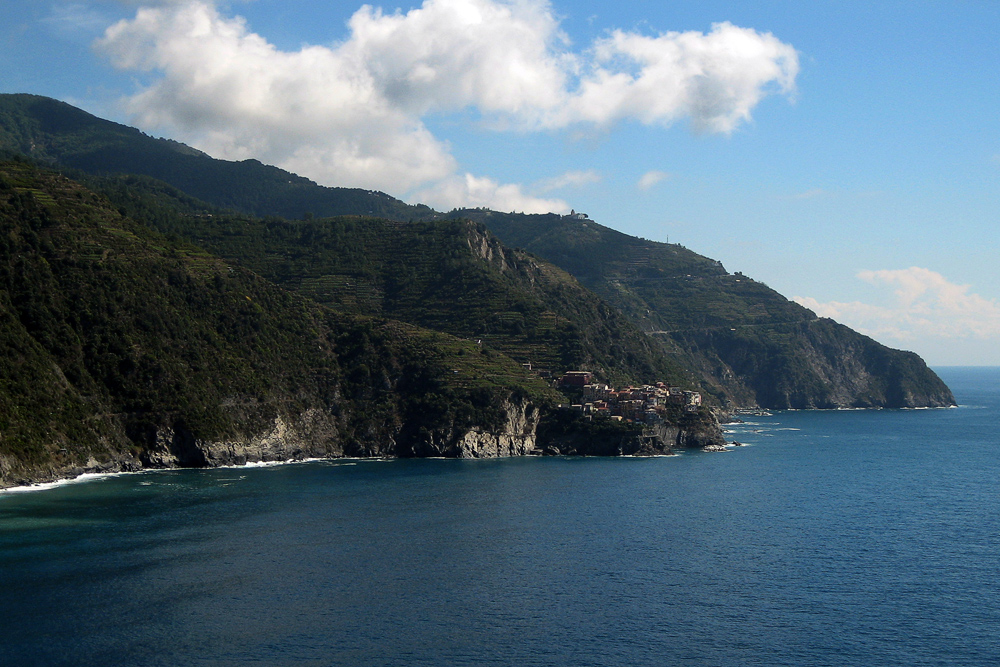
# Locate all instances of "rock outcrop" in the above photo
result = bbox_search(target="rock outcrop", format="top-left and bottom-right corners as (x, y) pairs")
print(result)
(535, 407), (726, 456)
(0, 395), (549, 488)
(138, 409), (345, 469)
(450, 398), (540, 458)
(0, 397), (732, 489)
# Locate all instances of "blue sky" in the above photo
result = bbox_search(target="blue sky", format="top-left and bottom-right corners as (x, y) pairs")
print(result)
(3, 0), (999, 365)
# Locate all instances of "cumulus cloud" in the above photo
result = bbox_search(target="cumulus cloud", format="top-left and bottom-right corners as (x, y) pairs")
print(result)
(95, 0), (798, 209)
(557, 22), (798, 132)
(638, 170), (671, 190)
(794, 267), (1000, 342)
(96, 1), (457, 191)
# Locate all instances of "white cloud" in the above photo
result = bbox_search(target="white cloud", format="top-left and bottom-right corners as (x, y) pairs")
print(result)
(556, 22), (798, 133)
(637, 170), (671, 190)
(95, 0), (798, 209)
(794, 267), (1000, 343)
(414, 173), (569, 214)
(535, 169), (602, 193)
(96, 1), (458, 191)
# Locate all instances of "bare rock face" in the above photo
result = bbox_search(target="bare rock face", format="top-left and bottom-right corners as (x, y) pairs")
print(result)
(658, 421), (727, 450)
(201, 409), (345, 466)
(140, 409), (345, 469)
(395, 397), (541, 458)
(137, 396), (541, 471)
(451, 400), (540, 458)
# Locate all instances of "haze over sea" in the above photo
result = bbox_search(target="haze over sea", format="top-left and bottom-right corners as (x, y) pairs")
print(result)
(2, 367), (997, 666)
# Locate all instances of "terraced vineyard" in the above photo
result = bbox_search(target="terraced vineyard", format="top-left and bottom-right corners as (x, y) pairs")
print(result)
(143, 213), (693, 388)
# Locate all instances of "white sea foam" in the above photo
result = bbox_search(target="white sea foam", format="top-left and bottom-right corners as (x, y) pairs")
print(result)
(225, 457), (327, 469)
(0, 471), (134, 496)
(0, 457), (361, 497)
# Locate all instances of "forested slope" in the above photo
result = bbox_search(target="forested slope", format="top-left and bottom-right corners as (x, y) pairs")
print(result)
(0, 93), (956, 409)
(453, 209), (956, 409)
(133, 208), (694, 389)
(0, 94), (432, 221)
(0, 161), (556, 486)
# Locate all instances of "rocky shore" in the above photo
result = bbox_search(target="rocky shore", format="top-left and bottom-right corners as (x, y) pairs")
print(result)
(0, 400), (730, 490)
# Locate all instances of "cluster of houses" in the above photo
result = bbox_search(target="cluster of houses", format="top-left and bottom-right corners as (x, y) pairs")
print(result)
(557, 371), (702, 424)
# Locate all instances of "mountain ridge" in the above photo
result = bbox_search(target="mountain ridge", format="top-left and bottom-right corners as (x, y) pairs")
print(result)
(0, 160), (578, 487)
(447, 209), (956, 409)
(0, 93), (955, 411)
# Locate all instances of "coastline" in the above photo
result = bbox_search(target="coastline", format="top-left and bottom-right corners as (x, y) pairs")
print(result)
(0, 457), (346, 496)
(1, 448), (708, 496)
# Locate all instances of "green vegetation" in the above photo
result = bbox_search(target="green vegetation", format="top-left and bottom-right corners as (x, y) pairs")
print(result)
(451, 209), (955, 409)
(0, 94), (433, 221)
(119, 208), (692, 389)
(0, 93), (955, 411)
(0, 161), (555, 484)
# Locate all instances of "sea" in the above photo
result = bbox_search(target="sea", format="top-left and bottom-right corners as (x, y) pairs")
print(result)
(1, 367), (998, 667)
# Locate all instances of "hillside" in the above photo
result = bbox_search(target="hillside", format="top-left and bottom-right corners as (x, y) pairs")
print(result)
(0, 93), (432, 221)
(449, 209), (956, 409)
(0, 93), (956, 409)
(0, 161), (561, 487)
(124, 205), (694, 389)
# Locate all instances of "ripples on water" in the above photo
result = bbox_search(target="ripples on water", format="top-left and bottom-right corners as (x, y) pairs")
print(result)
(1, 368), (998, 666)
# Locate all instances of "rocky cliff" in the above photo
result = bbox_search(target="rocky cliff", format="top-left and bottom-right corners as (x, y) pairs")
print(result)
(456, 209), (956, 409)
(535, 407), (726, 457)
(668, 318), (956, 409)
(0, 162), (558, 489)
(0, 394), (546, 488)
(397, 396), (541, 458)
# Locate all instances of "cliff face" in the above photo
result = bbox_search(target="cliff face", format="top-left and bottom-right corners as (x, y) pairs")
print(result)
(134, 397), (541, 467)
(535, 407), (726, 456)
(395, 396), (540, 458)
(458, 209), (956, 409)
(139, 409), (344, 468)
(669, 319), (956, 409)
(0, 162), (559, 489)
(1, 392), (732, 489)
(1, 396), (545, 488)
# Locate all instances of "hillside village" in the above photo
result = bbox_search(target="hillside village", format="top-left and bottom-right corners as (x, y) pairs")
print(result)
(557, 370), (702, 424)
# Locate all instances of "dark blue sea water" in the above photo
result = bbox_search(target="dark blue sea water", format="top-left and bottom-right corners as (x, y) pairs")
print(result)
(2, 367), (998, 667)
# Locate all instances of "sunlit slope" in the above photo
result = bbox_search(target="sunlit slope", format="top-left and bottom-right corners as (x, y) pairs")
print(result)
(454, 209), (956, 409)
(0, 93), (955, 409)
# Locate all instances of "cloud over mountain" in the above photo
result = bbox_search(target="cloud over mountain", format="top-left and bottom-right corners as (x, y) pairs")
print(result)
(96, 0), (798, 211)
(795, 267), (1000, 343)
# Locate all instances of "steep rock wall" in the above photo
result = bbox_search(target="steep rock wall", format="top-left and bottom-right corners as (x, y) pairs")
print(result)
(393, 396), (540, 458)
(669, 319), (956, 409)
(0, 397), (545, 488)
(535, 408), (726, 456)
(140, 408), (345, 468)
